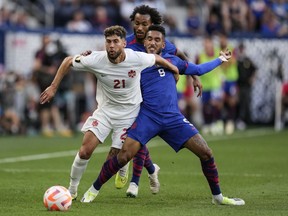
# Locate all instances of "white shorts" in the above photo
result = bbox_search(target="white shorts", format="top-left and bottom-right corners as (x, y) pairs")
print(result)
(81, 107), (139, 149)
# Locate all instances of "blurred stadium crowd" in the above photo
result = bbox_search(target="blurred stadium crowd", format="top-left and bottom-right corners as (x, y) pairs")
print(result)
(0, 0), (288, 136)
(1, 0), (288, 37)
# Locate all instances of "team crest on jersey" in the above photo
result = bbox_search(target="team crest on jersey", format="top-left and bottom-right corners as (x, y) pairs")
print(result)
(92, 120), (98, 127)
(128, 70), (136, 78)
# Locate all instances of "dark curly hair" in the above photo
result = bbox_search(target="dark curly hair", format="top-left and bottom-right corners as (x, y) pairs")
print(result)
(129, 5), (163, 25)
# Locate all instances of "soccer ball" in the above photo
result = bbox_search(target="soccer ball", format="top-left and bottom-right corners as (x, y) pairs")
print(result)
(43, 185), (72, 211)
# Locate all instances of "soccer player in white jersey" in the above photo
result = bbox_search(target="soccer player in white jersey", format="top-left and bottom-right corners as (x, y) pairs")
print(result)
(39, 25), (179, 200)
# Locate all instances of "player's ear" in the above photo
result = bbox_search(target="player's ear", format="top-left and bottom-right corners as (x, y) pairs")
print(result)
(162, 41), (166, 49)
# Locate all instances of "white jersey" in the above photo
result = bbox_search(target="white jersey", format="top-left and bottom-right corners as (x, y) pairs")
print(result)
(72, 48), (156, 119)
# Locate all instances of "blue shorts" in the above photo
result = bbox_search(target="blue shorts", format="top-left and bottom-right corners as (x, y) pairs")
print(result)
(202, 88), (223, 103)
(127, 109), (199, 152)
(223, 81), (237, 96)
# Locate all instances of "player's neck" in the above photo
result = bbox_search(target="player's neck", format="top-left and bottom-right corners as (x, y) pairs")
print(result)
(135, 37), (144, 44)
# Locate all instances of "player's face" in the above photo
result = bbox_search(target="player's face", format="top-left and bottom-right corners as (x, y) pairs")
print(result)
(105, 35), (126, 60)
(144, 30), (165, 55)
(133, 13), (152, 42)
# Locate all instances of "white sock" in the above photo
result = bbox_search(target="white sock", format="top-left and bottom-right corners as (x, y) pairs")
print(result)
(213, 193), (224, 202)
(119, 161), (130, 177)
(69, 153), (89, 192)
(89, 185), (99, 193)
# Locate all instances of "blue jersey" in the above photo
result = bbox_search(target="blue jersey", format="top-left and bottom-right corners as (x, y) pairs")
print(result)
(127, 53), (199, 152)
(140, 53), (188, 116)
(126, 34), (177, 55)
(125, 35), (221, 151)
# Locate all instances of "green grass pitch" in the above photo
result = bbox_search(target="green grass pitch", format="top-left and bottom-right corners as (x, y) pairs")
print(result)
(0, 127), (287, 216)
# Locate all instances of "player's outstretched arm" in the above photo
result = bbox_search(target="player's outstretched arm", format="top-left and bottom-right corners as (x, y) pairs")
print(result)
(39, 56), (73, 104)
(184, 49), (231, 77)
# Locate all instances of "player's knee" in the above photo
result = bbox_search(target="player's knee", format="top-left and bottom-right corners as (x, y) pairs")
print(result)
(78, 148), (93, 160)
(117, 151), (132, 166)
(200, 148), (213, 161)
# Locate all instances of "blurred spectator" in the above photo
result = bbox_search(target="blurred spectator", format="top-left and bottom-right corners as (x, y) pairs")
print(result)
(185, 5), (202, 36)
(247, 0), (269, 32)
(271, 0), (288, 24)
(104, 0), (122, 27)
(0, 4), (39, 29)
(66, 9), (92, 32)
(195, 36), (224, 135)
(218, 33), (239, 134)
(235, 42), (257, 130)
(163, 14), (181, 36)
(205, 12), (223, 36)
(9, 9), (39, 29)
(136, 0), (166, 14)
(0, 71), (22, 135)
(90, 6), (111, 32)
(260, 8), (288, 37)
(0, 6), (12, 27)
(32, 34), (73, 137)
(221, 0), (249, 34)
(54, 0), (81, 27)
(120, 0), (137, 31)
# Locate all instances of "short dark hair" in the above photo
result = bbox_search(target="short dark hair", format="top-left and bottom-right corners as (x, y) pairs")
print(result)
(104, 25), (127, 39)
(147, 25), (166, 37)
(129, 5), (163, 25)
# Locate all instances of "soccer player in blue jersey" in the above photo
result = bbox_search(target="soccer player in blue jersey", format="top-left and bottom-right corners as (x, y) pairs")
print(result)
(81, 25), (245, 206)
(116, 4), (203, 196)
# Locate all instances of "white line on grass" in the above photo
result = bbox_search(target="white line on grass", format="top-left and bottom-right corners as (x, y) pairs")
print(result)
(0, 128), (277, 164)
(1, 168), (284, 179)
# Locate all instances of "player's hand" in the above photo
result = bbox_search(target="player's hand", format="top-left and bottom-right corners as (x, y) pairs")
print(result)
(174, 73), (179, 82)
(219, 49), (231, 62)
(81, 50), (92, 56)
(192, 76), (203, 97)
(39, 85), (57, 104)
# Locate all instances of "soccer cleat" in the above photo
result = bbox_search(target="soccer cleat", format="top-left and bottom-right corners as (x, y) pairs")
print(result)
(115, 164), (129, 189)
(126, 182), (139, 198)
(80, 186), (99, 203)
(212, 196), (245, 206)
(68, 186), (78, 201)
(148, 163), (160, 194)
(70, 192), (78, 201)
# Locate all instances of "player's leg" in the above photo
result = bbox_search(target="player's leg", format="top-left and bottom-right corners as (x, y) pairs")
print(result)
(127, 145), (159, 197)
(69, 115), (111, 200)
(144, 147), (160, 194)
(68, 131), (101, 200)
(126, 146), (146, 197)
(126, 112), (161, 197)
(183, 134), (245, 205)
(112, 122), (134, 189)
(81, 137), (141, 202)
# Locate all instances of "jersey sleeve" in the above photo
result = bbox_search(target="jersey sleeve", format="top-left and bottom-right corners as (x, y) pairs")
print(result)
(137, 52), (156, 67)
(184, 58), (222, 76)
(72, 51), (98, 71)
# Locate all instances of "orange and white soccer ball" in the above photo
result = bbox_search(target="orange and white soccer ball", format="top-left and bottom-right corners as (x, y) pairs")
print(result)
(43, 185), (72, 211)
